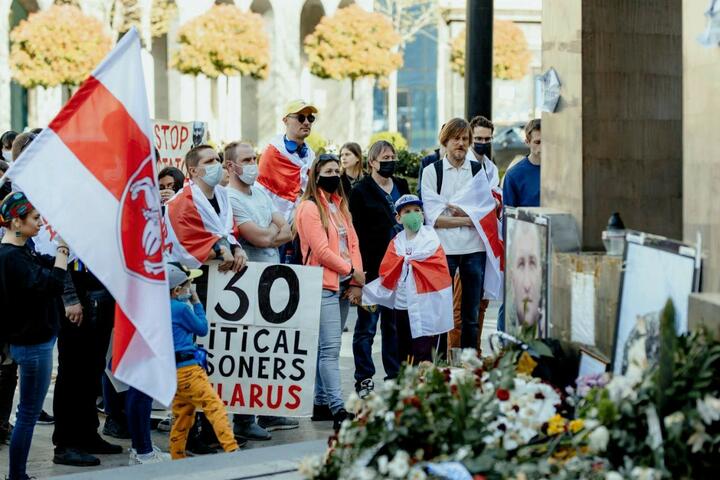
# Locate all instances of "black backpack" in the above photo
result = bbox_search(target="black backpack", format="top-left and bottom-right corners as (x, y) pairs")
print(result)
(433, 159), (482, 193)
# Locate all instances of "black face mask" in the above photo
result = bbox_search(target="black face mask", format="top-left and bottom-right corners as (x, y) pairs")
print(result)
(317, 175), (340, 194)
(377, 161), (397, 178)
(473, 142), (492, 159)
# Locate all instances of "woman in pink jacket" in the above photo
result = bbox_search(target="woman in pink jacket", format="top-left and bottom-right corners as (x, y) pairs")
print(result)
(294, 154), (364, 431)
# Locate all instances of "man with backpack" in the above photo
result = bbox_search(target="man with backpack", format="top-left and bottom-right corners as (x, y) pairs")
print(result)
(419, 118), (500, 352)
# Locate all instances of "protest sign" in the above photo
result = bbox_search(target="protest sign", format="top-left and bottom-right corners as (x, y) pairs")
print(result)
(152, 119), (208, 171)
(198, 262), (322, 416)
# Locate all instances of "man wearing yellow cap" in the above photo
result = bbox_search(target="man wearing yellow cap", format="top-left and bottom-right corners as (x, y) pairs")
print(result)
(256, 100), (319, 223)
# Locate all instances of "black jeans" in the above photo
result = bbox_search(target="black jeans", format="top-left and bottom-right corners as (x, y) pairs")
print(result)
(352, 306), (400, 385)
(446, 252), (487, 349)
(0, 361), (18, 431)
(53, 289), (115, 448)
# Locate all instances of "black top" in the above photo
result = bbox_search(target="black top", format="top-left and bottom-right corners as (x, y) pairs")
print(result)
(349, 174), (410, 282)
(0, 243), (65, 345)
(208, 195), (221, 215)
(340, 173), (361, 199)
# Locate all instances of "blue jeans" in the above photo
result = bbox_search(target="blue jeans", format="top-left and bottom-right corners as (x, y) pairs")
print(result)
(447, 252), (487, 349)
(126, 387), (153, 455)
(102, 371), (127, 426)
(314, 289), (348, 414)
(352, 306), (399, 384)
(9, 338), (55, 480)
(497, 303), (506, 332)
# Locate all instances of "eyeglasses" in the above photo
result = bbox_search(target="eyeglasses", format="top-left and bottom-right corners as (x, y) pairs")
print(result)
(287, 113), (316, 124)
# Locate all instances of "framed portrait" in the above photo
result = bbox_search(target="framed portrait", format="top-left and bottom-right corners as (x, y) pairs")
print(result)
(504, 209), (550, 338)
(611, 232), (701, 376)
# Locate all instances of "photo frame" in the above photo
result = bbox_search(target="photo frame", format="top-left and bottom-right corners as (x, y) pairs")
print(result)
(611, 232), (701, 376)
(503, 208), (550, 338)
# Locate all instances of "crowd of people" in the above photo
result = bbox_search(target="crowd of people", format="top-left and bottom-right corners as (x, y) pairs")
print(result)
(0, 99), (541, 480)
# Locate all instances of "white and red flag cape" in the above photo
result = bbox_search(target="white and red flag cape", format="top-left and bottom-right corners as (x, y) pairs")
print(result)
(256, 134), (315, 222)
(3, 29), (175, 405)
(163, 182), (238, 268)
(422, 159), (505, 300)
(362, 226), (453, 338)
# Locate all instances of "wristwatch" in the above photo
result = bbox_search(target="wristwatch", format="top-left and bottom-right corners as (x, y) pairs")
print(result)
(212, 242), (223, 259)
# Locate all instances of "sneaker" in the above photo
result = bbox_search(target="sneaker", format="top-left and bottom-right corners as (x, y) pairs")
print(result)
(257, 416), (299, 432)
(80, 435), (123, 454)
(233, 421), (271, 441)
(311, 404), (333, 422)
(332, 409), (354, 431)
(356, 378), (375, 399)
(157, 415), (173, 432)
(53, 447), (101, 467)
(36, 410), (55, 425)
(186, 435), (218, 455)
(102, 417), (131, 439)
(129, 446), (171, 465)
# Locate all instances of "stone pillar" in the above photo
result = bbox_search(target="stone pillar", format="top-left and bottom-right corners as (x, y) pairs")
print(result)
(0, 0), (12, 132)
(683, 0), (720, 292)
(541, 0), (683, 250)
(168, 0), (214, 122)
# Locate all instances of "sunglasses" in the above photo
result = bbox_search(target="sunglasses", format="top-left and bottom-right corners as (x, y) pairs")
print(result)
(288, 113), (316, 124)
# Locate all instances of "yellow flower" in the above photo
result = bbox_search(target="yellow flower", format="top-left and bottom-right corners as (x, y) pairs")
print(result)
(547, 414), (567, 436)
(550, 446), (577, 463)
(516, 351), (538, 375)
(568, 419), (585, 433)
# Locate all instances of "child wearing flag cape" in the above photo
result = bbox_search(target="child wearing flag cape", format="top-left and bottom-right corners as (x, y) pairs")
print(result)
(362, 195), (454, 363)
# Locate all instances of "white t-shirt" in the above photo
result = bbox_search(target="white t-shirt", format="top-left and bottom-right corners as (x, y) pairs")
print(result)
(420, 156), (485, 255)
(227, 186), (281, 263)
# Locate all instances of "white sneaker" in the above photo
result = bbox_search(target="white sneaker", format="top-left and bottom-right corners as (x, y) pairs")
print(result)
(157, 414), (173, 432)
(129, 446), (171, 465)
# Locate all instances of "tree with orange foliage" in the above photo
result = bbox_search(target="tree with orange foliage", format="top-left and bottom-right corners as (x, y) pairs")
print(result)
(9, 5), (112, 88)
(171, 4), (269, 80)
(451, 20), (531, 80)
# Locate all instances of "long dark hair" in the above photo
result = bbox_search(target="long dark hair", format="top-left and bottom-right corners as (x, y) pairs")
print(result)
(300, 154), (350, 231)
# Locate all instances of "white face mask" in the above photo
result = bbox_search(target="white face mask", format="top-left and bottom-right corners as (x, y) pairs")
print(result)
(2, 150), (12, 162)
(201, 162), (223, 187)
(238, 164), (258, 185)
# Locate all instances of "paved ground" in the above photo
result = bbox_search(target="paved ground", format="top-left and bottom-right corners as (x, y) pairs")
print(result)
(0, 303), (498, 479)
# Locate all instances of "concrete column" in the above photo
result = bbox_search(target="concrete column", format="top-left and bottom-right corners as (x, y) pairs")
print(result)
(541, 0), (683, 250)
(27, 0), (62, 127)
(168, 0), (214, 122)
(0, 0), (12, 132)
(683, 0), (720, 291)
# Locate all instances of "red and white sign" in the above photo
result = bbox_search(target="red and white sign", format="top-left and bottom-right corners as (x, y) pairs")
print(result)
(198, 263), (322, 416)
(153, 119), (208, 171)
(5, 29), (176, 406)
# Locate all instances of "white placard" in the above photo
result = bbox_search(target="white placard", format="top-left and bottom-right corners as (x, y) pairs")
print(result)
(571, 272), (595, 346)
(197, 263), (322, 416)
(152, 119), (208, 171)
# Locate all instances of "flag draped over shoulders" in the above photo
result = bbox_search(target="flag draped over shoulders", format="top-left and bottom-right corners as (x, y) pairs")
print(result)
(363, 226), (453, 339)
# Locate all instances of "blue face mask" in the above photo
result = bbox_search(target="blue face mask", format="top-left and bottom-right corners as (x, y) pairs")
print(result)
(176, 289), (191, 302)
(201, 162), (223, 187)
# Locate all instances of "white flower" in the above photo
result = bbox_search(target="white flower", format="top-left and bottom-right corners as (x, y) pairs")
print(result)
(630, 466), (660, 480)
(588, 426), (610, 452)
(605, 472), (623, 480)
(346, 392), (362, 413)
(460, 348), (483, 368)
(408, 467), (427, 480)
(383, 378), (397, 391)
(377, 455), (389, 475)
(697, 394), (720, 425)
(663, 411), (685, 429)
(455, 446), (471, 460)
(297, 455), (323, 477)
(450, 368), (474, 386)
(365, 392), (387, 416)
(688, 423), (711, 453)
(606, 375), (638, 403)
(387, 450), (411, 478)
(354, 467), (377, 480)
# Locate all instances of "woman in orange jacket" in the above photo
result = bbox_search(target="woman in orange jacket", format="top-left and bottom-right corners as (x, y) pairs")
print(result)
(295, 154), (364, 430)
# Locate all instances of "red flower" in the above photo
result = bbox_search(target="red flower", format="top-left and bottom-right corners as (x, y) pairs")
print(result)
(451, 384), (459, 396)
(443, 368), (452, 382)
(473, 475), (487, 480)
(496, 388), (510, 401)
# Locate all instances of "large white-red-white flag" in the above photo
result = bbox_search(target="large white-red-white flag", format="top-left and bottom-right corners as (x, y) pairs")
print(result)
(4, 29), (176, 405)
